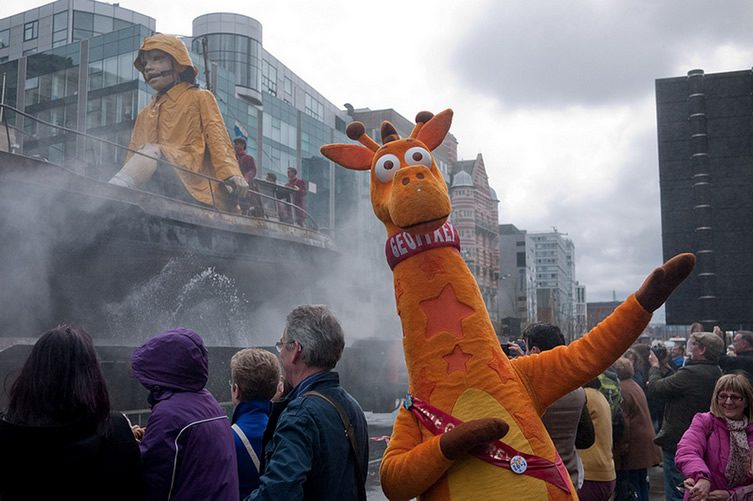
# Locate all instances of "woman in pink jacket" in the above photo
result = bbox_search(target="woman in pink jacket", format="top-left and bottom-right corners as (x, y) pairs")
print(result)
(676, 373), (753, 500)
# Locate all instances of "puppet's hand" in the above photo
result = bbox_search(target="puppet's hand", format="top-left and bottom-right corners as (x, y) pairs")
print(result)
(439, 418), (509, 460)
(224, 175), (249, 198)
(634, 253), (695, 313)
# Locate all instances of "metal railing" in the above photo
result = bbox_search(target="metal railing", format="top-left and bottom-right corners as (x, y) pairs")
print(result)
(0, 103), (318, 230)
(122, 401), (234, 427)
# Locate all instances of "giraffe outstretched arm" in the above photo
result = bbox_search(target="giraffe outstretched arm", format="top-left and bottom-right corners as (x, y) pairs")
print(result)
(511, 253), (695, 410)
(513, 294), (651, 412)
(381, 408), (454, 500)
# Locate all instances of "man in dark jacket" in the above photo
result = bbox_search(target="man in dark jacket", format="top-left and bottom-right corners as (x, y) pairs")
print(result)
(522, 323), (594, 489)
(131, 328), (239, 501)
(249, 305), (368, 501)
(647, 331), (723, 501)
(733, 330), (753, 357)
(720, 330), (753, 383)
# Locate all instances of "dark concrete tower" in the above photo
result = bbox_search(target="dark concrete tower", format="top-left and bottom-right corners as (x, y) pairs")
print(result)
(687, 69), (718, 328)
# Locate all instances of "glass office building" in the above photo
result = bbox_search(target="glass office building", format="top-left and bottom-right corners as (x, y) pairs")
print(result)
(0, 2), (365, 239)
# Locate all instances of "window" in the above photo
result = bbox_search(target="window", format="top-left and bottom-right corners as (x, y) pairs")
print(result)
(24, 21), (39, 41)
(304, 92), (324, 121)
(52, 11), (68, 47)
(0, 29), (8, 48)
(261, 59), (277, 96)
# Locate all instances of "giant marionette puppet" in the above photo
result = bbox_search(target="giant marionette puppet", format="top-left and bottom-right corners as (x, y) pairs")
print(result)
(109, 34), (248, 212)
(320, 109), (695, 500)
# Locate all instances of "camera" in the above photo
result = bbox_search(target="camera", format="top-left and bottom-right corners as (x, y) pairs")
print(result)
(501, 343), (512, 357)
(651, 343), (668, 361)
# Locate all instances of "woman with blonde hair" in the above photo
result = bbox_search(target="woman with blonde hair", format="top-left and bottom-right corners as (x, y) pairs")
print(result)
(676, 373), (753, 500)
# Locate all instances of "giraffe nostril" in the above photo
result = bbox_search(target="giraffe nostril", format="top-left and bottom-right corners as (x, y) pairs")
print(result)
(416, 173), (425, 180)
(402, 177), (410, 186)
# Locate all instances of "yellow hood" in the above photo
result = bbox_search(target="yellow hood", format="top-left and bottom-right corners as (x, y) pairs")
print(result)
(134, 33), (198, 77)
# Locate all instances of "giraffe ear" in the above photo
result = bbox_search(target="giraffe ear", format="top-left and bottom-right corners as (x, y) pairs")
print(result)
(416, 109), (453, 151)
(320, 144), (373, 170)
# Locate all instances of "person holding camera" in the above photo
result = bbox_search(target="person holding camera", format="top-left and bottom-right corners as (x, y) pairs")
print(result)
(648, 342), (679, 432)
(647, 332), (724, 501)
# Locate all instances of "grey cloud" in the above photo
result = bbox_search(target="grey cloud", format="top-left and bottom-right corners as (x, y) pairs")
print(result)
(505, 127), (663, 301)
(452, 0), (753, 108)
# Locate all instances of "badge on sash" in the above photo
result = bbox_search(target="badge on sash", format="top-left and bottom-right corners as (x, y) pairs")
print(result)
(510, 455), (528, 474)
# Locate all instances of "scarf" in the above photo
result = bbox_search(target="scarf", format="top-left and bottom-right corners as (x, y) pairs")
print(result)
(725, 416), (751, 487)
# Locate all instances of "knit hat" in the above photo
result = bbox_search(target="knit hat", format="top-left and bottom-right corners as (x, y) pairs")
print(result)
(133, 33), (198, 78)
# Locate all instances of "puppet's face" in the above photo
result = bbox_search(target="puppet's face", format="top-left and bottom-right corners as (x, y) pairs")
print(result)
(140, 49), (179, 93)
(370, 138), (451, 236)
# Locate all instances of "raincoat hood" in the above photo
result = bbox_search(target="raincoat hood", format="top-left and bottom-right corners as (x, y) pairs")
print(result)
(131, 327), (208, 392)
(133, 33), (199, 78)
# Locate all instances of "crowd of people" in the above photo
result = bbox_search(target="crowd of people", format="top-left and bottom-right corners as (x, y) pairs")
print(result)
(506, 324), (753, 501)
(0, 305), (367, 501)
(3, 308), (753, 500)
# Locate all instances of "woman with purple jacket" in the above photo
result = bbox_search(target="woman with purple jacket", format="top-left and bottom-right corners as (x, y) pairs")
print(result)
(676, 373), (753, 501)
(131, 327), (239, 500)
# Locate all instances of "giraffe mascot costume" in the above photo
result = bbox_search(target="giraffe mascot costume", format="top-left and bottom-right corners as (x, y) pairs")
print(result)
(321, 109), (694, 500)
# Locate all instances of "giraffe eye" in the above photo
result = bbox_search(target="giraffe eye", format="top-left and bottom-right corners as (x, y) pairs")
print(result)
(375, 154), (401, 183)
(404, 147), (432, 168)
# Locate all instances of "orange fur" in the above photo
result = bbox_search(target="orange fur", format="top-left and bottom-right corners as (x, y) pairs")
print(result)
(321, 110), (655, 500)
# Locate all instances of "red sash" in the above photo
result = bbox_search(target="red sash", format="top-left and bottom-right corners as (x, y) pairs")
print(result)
(404, 394), (572, 493)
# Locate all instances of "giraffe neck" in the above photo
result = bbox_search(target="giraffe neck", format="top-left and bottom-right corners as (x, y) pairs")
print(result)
(390, 239), (501, 402)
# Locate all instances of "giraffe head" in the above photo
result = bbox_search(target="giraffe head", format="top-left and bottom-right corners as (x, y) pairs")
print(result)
(321, 109), (453, 236)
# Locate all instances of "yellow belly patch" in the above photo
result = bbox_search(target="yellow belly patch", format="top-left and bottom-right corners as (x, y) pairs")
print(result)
(447, 388), (548, 500)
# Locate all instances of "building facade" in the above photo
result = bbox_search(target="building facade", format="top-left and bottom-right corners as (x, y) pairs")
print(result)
(574, 283), (587, 337)
(586, 300), (621, 331)
(0, 1), (506, 337)
(449, 154), (500, 323)
(657, 68), (753, 330)
(497, 223), (537, 339)
(0, 3), (355, 236)
(529, 230), (578, 341)
(0, 0), (155, 62)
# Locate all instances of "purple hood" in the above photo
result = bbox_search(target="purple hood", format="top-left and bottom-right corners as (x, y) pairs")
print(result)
(131, 328), (209, 392)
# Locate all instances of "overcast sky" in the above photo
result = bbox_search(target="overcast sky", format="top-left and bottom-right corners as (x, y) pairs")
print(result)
(4, 0), (753, 316)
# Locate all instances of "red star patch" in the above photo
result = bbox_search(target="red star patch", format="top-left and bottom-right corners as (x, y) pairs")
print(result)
(420, 284), (475, 339)
(488, 350), (513, 384)
(443, 344), (473, 374)
(419, 254), (443, 280)
(415, 367), (436, 401)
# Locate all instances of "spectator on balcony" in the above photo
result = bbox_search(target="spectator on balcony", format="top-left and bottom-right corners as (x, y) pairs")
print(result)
(234, 137), (264, 217)
(285, 167), (307, 226)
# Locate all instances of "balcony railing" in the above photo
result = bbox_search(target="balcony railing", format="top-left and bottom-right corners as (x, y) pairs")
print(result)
(0, 103), (318, 230)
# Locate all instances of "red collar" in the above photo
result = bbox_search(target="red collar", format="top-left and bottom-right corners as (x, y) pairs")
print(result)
(385, 221), (461, 270)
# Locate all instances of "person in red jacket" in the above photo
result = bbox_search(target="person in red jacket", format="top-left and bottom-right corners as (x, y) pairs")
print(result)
(285, 167), (307, 226)
(234, 138), (263, 217)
